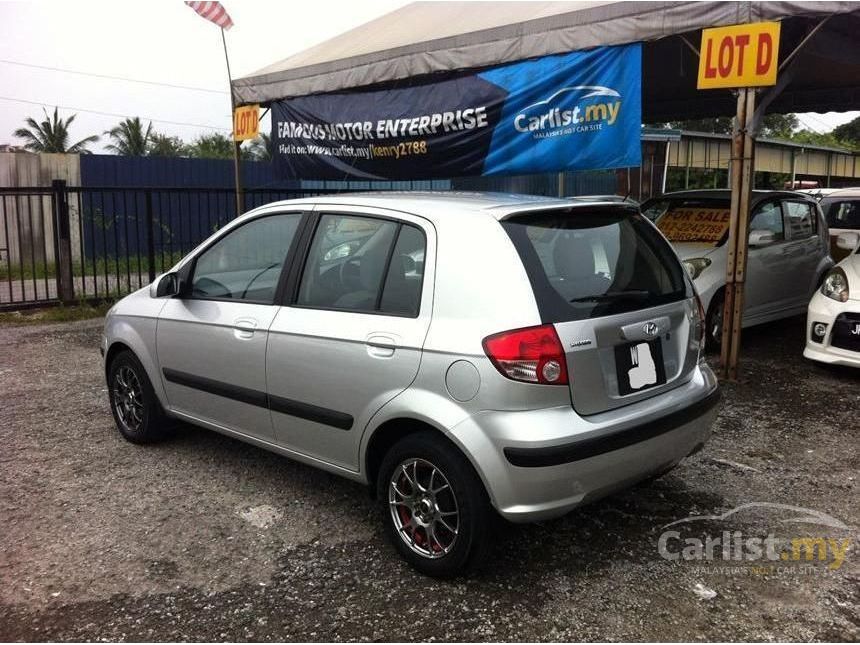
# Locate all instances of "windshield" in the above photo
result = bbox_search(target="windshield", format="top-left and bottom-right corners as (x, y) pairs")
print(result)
(503, 208), (690, 323)
(821, 198), (860, 230)
(648, 199), (732, 245)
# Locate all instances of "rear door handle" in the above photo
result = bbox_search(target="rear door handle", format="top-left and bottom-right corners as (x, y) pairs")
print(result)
(366, 334), (396, 358)
(233, 317), (258, 339)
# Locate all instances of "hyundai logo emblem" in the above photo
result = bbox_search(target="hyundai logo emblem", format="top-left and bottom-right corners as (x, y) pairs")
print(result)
(643, 322), (659, 336)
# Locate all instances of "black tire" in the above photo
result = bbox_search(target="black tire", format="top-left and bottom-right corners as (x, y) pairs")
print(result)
(376, 432), (491, 578)
(107, 350), (174, 444)
(705, 291), (725, 353)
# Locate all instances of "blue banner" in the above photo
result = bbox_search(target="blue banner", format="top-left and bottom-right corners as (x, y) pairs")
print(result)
(271, 44), (641, 180)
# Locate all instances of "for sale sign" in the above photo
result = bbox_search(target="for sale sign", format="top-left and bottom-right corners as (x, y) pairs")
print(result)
(697, 22), (780, 89)
(658, 207), (731, 243)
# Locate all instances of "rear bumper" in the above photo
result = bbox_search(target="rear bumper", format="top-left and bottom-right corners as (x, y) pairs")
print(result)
(452, 363), (719, 523)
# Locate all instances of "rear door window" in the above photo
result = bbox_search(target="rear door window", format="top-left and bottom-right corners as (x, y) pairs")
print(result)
(783, 201), (815, 239)
(296, 213), (426, 317)
(503, 209), (690, 323)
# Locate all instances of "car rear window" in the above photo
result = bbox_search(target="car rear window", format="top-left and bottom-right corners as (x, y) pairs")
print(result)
(502, 208), (691, 323)
(821, 198), (860, 230)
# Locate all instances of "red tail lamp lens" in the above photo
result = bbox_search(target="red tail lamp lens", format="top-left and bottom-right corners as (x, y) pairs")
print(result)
(482, 324), (569, 385)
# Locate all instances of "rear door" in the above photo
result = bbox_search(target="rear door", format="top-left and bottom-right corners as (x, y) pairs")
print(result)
(502, 207), (699, 416)
(266, 206), (434, 470)
(781, 199), (823, 304)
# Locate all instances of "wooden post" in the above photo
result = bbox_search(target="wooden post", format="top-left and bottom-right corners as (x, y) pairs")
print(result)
(720, 88), (756, 380)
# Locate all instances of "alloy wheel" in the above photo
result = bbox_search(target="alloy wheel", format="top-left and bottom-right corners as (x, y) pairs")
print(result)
(389, 458), (459, 559)
(113, 366), (144, 433)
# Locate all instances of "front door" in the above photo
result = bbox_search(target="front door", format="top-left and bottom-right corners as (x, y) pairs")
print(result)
(781, 199), (823, 307)
(157, 211), (305, 441)
(745, 199), (794, 322)
(266, 207), (434, 470)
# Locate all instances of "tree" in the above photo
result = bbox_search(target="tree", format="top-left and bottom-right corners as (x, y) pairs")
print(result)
(832, 116), (860, 146)
(759, 113), (799, 139)
(147, 133), (186, 157)
(185, 132), (235, 159)
(13, 107), (99, 153)
(245, 133), (271, 161)
(104, 117), (153, 156)
(665, 117), (733, 134)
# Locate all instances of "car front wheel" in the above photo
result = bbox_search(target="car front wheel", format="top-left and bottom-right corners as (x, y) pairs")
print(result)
(108, 350), (173, 444)
(377, 433), (490, 577)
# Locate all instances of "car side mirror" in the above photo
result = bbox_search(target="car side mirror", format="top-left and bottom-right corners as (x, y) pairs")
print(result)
(748, 229), (777, 247)
(150, 272), (180, 298)
(836, 232), (860, 252)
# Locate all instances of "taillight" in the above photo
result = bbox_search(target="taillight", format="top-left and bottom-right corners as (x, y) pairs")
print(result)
(694, 293), (706, 345)
(482, 324), (569, 385)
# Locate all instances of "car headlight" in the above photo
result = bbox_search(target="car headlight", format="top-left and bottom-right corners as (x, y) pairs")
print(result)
(682, 258), (712, 280)
(821, 268), (849, 302)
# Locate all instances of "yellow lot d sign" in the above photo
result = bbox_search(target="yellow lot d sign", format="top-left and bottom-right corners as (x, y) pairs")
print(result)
(697, 22), (780, 89)
(233, 104), (260, 141)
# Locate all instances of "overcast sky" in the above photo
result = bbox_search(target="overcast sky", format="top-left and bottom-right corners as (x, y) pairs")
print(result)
(0, 0), (856, 153)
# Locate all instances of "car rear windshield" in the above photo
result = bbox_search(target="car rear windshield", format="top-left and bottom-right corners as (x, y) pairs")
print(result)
(821, 197), (860, 230)
(502, 208), (691, 323)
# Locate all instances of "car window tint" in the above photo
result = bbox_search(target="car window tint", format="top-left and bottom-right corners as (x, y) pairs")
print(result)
(297, 214), (398, 313)
(504, 210), (689, 323)
(380, 224), (426, 316)
(822, 199), (860, 229)
(784, 201), (815, 239)
(191, 214), (301, 302)
(750, 201), (785, 241)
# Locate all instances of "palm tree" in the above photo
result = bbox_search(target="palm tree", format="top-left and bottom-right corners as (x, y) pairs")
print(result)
(13, 107), (99, 153)
(104, 117), (153, 156)
(147, 132), (186, 157)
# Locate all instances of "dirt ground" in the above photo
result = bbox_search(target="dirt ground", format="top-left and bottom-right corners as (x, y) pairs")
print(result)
(0, 315), (857, 641)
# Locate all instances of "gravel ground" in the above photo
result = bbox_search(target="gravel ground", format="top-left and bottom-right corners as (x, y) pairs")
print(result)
(0, 315), (857, 641)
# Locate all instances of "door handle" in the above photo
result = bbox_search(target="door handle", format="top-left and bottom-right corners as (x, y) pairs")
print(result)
(366, 334), (396, 358)
(233, 318), (258, 339)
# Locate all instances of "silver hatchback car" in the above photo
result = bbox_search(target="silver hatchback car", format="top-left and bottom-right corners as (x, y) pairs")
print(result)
(102, 192), (720, 576)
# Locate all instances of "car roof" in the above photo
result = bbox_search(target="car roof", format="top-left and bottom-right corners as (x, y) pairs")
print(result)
(250, 191), (635, 222)
(820, 187), (860, 198)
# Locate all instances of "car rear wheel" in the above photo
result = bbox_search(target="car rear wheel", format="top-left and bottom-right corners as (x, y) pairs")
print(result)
(377, 432), (490, 577)
(108, 350), (173, 444)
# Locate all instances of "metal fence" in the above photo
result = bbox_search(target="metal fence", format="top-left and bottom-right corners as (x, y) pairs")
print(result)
(0, 182), (351, 310)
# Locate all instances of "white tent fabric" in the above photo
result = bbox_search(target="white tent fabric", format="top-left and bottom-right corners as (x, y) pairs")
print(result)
(233, 1), (858, 104)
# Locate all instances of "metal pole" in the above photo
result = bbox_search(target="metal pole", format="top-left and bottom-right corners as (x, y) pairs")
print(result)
(51, 179), (74, 303)
(221, 27), (243, 215)
(790, 150), (797, 190)
(720, 88), (756, 381)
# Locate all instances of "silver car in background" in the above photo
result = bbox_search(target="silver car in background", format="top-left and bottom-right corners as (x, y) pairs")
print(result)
(642, 190), (834, 349)
(102, 192), (719, 576)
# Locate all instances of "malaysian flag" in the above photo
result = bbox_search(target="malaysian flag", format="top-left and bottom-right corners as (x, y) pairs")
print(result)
(185, 1), (234, 30)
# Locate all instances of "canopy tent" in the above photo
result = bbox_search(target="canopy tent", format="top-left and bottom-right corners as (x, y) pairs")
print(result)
(233, 1), (860, 121)
(232, 0), (860, 379)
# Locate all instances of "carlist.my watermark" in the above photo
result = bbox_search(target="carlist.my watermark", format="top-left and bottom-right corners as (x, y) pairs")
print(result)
(657, 502), (854, 574)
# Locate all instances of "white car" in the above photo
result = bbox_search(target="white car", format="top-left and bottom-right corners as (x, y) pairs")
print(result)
(642, 190), (834, 349)
(804, 231), (860, 368)
(818, 188), (860, 262)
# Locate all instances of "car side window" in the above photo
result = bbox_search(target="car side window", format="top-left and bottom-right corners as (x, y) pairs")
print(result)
(750, 201), (785, 241)
(297, 214), (426, 316)
(783, 201), (815, 239)
(190, 213), (301, 303)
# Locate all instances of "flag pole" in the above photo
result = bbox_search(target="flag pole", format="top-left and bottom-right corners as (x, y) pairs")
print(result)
(221, 26), (243, 215)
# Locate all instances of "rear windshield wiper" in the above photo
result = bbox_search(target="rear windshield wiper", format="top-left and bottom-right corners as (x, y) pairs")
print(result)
(569, 290), (652, 304)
